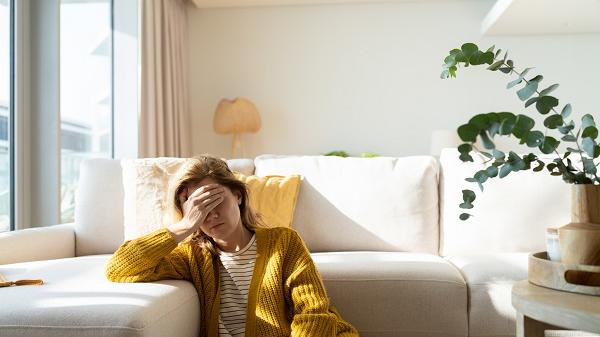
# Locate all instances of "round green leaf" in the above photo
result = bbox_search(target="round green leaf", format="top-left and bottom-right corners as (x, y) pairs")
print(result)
(474, 170), (488, 184)
(536, 96), (559, 115)
(512, 115), (535, 138)
(582, 126), (598, 140)
(539, 136), (560, 154)
(468, 114), (489, 130)
(525, 131), (545, 147)
(459, 213), (472, 221)
(543, 114), (563, 129)
(461, 43), (478, 57)
(462, 189), (476, 203)
(457, 124), (478, 142)
(485, 165), (498, 177)
(458, 143), (472, 154)
(499, 115), (517, 135)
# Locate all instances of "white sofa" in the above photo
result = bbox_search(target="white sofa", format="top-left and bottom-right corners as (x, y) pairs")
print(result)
(0, 149), (571, 337)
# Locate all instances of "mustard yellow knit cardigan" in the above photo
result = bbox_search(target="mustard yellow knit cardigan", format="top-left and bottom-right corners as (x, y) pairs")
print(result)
(105, 226), (359, 337)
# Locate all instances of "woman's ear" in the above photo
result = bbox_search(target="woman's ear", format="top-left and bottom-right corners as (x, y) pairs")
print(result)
(234, 190), (242, 205)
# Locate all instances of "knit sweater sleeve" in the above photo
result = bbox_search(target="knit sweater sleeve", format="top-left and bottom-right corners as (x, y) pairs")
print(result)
(105, 227), (192, 282)
(284, 230), (359, 337)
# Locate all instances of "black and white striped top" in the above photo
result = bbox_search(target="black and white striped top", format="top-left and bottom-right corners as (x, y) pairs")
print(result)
(217, 234), (257, 337)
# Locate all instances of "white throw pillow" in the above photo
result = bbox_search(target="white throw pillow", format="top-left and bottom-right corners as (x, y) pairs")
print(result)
(121, 157), (255, 241)
(254, 154), (440, 253)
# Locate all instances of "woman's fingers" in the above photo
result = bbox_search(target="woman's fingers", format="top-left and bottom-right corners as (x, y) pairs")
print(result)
(188, 184), (222, 199)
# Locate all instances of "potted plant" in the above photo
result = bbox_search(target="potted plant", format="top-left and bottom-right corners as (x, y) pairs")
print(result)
(441, 43), (600, 268)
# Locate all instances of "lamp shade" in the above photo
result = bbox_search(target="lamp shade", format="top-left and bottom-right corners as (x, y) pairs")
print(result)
(213, 97), (261, 134)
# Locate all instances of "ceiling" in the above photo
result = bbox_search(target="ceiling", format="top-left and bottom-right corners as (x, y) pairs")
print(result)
(482, 0), (600, 35)
(189, 0), (600, 35)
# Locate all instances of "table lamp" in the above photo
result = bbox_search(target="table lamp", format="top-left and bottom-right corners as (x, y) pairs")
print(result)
(213, 97), (261, 158)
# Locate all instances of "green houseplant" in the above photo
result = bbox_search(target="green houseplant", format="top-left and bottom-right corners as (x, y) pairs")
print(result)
(441, 43), (600, 268)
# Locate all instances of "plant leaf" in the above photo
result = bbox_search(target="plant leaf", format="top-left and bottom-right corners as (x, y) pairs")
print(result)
(533, 160), (545, 172)
(462, 189), (476, 203)
(582, 126), (598, 140)
(539, 136), (560, 154)
(519, 67), (533, 78)
(582, 114), (596, 130)
(583, 158), (597, 175)
(517, 82), (538, 101)
(558, 121), (575, 135)
(543, 114), (563, 129)
(507, 78), (523, 89)
(561, 104), (572, 118)
(512, 114), (535, 138)
(536, 96), (559, 115)
(499, 163), (512, 178)
(485, 165), (498, 178)
(488, 60), (504, 71)
(459, 213), (472, 221)
(480, 131), (495, 149)
(457, 124), (478, 142)
(539, 84), (559, 96)
(525, 97), (539, 108)
(492, 149), (505, 159)
(583, 137), (596, 157)
(525, 131), (545, 147)
(529, 75), (544, 83)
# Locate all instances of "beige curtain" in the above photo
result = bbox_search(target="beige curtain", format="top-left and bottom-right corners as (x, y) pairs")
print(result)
(139, 0), (192, 158)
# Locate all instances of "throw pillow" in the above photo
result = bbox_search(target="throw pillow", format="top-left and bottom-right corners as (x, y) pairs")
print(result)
(234, 173), (302, 228)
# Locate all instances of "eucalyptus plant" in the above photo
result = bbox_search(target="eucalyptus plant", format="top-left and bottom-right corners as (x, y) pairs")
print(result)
(440, 43), (599, 220)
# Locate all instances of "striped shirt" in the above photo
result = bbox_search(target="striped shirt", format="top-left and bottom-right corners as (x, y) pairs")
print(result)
(217, 234), (257, 337)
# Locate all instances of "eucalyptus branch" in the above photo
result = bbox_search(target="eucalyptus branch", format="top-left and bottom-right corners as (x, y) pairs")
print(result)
(441, 42), (600, 220)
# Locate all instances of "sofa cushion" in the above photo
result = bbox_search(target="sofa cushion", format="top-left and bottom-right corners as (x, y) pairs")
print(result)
(0, 255), (200, 337)
(254, 155), (440, 253)
(313, 251), (467, 337)
(439, 148), (570, 255)
(445, 253), (529, 337)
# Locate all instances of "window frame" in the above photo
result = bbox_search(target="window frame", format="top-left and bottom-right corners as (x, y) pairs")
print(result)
(8, 0), (15, 231)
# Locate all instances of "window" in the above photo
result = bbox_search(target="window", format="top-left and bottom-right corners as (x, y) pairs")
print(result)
(0, 0), (12, 233)
(60, 0), (112, 223)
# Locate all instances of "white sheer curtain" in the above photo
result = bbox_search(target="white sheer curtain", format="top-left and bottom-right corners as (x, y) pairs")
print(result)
(139, 0), (192, 158)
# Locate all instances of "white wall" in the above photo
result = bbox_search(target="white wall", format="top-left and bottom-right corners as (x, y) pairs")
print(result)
(187, 0), (600, 158)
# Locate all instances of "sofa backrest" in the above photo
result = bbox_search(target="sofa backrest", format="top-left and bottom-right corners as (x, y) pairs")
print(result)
(439, 148), (571, 256)
(254, 155), (440, 253)
(74, 158), (256, 256)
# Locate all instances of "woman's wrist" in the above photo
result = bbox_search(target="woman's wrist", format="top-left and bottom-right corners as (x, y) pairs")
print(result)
(167, 220), (194, 243)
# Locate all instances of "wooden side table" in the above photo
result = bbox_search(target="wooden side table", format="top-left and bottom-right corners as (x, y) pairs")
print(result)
(512, 280), (600, 337)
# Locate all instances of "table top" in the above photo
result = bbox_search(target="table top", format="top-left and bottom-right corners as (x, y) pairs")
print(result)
(512, 280), (600, 333)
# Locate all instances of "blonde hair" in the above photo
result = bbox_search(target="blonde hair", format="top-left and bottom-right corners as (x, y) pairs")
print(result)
(170, 155), (264, 255)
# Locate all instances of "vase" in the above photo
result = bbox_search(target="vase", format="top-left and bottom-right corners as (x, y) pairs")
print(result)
(558, 184), (600, 286)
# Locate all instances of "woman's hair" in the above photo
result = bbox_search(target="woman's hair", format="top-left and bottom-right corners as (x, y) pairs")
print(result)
(169, 155), (263, 255)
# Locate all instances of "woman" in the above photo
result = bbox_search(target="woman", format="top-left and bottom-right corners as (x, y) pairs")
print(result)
(105, 155), (359, 337)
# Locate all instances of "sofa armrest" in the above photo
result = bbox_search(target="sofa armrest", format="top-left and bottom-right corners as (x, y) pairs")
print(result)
(0, 223), (75, 265)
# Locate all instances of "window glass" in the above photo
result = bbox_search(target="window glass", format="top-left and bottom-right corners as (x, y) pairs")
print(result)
(60, 0), (112, 223)
(0, 0), (11, 233)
